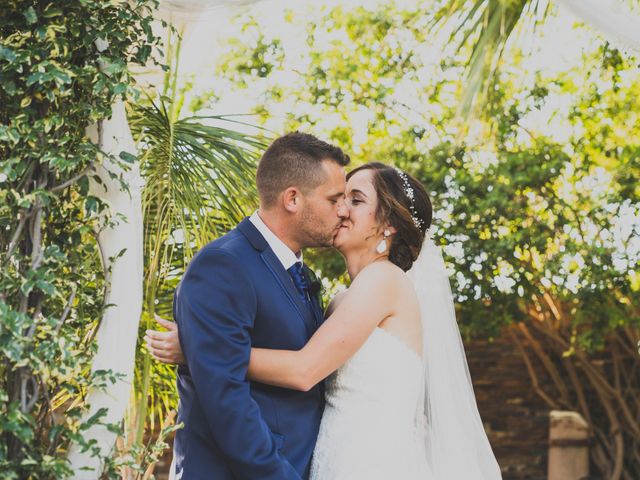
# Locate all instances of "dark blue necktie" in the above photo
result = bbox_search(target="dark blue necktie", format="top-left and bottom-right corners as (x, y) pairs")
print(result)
(287, 261), (311, 307)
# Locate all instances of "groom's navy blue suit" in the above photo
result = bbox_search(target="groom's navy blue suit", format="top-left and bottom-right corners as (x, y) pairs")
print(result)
(172, 217), (325, 479)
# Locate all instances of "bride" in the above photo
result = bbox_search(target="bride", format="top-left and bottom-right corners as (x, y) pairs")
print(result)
(148, 162), (502, 479)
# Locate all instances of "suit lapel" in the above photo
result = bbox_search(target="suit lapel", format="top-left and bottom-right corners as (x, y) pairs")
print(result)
(260, 249), (315, 335)
(237, 217), (316, 334)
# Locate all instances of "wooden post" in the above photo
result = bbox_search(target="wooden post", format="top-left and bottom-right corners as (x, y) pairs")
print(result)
(548, 410), (590, 480)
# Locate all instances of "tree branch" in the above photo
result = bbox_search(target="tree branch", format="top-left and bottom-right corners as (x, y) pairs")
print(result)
(55, 289), (77, 335)
(509, 326), (560, 409)
(518, 322), (572, 406)
(51, 162), (96, 193)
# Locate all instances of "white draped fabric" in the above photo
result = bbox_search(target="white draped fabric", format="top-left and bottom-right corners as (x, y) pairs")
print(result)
(160, 0), (263, 23)
(161, 0), (640, 53)
(556, 0), (640, 52)
(67, 101), (144, 478)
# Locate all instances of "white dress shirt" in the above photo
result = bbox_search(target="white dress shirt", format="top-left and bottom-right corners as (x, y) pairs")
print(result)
(249, 211), (302, 270)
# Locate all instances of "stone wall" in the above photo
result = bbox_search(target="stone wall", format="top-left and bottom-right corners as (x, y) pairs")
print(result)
(467, 330), (551, 479)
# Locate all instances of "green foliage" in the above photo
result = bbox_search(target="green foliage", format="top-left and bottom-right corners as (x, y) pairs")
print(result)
(217, 2), (433, 156)
(127, 27), (268, 456)
(0, 1), (159, 477)
(223, 21), (285, 87)
(130, 97), (266, 442)
(430, 0), (549, 116)
(105, 419), (182, 479)
(216, 1), (638, 340)
(422, 43), (640, 343)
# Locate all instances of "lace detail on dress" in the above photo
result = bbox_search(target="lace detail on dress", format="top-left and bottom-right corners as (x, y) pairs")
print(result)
(310, 327), (432, 480)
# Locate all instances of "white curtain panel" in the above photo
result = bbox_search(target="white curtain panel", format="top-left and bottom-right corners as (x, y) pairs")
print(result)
(556, 0), (640, 52)
(159, 0), (640, 52)
(160, 0), (264, 22)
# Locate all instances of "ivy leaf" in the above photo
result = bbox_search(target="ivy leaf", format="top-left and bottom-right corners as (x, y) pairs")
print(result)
(1, 80), (18, 95)
(26, 72), (44, 87)
(0, 45), (17, 62)
(113, 83), (127, 95)
(119, 151), (137, 164)
(84, 196), (99, 213)
(23, 7), (37, 25)
(42, 6), (63, 18)
(77, 175), (90, 195)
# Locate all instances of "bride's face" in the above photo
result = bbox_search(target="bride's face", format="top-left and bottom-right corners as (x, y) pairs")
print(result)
(333, 169), (382, 253)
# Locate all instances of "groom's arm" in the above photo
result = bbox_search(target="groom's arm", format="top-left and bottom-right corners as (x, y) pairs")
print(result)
(176, 247), (301, 480)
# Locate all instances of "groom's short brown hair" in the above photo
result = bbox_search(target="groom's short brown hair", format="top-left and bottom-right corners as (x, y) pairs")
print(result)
(256, 132), (350, 208)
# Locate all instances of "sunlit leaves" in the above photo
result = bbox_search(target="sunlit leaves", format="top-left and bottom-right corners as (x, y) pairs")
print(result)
(0, 0), (161, 477)
(215, 2), (638, 347)
(430, 0), (549, 116)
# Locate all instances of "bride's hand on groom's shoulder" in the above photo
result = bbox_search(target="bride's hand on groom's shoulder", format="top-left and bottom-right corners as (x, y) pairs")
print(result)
(145, 315), (185, 365)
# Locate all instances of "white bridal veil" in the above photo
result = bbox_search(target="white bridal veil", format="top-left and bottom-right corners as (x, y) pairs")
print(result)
(407, 235), (503, 479)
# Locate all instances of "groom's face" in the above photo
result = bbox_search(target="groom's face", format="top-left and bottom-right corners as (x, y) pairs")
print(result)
(297, 159), (348, 248)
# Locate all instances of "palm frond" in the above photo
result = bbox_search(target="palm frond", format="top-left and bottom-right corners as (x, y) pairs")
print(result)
(128, 97), (268, 441)
(432, 0), (550, 117)
(131, 100), (266, 265)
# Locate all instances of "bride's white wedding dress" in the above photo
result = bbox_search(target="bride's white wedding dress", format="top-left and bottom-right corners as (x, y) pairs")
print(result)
(309, 236), (502, 480)
(310, 327), (432, 480)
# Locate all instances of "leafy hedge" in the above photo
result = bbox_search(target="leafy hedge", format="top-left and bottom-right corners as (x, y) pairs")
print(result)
(0, 1), (159, 477)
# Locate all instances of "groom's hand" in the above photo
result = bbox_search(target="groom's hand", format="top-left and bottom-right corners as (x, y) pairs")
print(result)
(145, 315), (186, 365)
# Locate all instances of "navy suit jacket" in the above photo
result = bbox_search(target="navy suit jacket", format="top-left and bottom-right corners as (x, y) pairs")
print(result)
(172, 218), (325, 479)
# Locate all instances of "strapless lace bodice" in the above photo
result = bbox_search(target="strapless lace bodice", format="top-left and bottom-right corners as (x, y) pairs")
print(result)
(310, 327), (432, 479)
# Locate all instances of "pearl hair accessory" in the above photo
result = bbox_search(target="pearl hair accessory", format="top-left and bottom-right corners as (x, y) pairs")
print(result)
(376, 229), (391, 254)
(393, 167), (425, 230)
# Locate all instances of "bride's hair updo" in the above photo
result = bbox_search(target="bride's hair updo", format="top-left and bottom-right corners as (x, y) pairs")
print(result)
(346, 162), (432, 271)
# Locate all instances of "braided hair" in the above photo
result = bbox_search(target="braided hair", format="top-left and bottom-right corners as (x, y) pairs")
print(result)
(346, 162), (432, 271)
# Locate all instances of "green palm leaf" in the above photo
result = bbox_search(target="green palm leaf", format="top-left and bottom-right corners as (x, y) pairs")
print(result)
(128, 97), (268, 441)
(132, 102), (265, 259)
(432, 0), (549, 116)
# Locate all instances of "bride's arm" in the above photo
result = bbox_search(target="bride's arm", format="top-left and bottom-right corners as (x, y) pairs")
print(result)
(248, 262), (398, 391)
(145, 290), (348, 365)
(323, 289), (347, 318)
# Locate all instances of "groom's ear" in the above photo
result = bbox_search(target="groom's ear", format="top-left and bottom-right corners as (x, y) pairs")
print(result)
(282, 186), (301, 213)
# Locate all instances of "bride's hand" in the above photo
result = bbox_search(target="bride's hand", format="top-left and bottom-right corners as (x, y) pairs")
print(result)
(145, 315), (185, 365)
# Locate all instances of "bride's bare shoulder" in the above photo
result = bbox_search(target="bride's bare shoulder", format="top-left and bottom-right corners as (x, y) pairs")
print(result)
(364, 259), (405, 276)
(326, 262), (410, 316)
(355, 260), (408, 290)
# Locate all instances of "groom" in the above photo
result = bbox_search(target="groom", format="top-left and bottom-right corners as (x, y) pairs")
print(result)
(171, 132), (349, 479)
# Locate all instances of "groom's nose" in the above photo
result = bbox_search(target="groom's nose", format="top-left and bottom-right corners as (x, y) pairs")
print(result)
(337, 197), (349, 219)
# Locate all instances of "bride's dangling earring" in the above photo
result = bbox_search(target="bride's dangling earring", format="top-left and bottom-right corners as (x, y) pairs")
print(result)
(376, 229), (391, 254)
